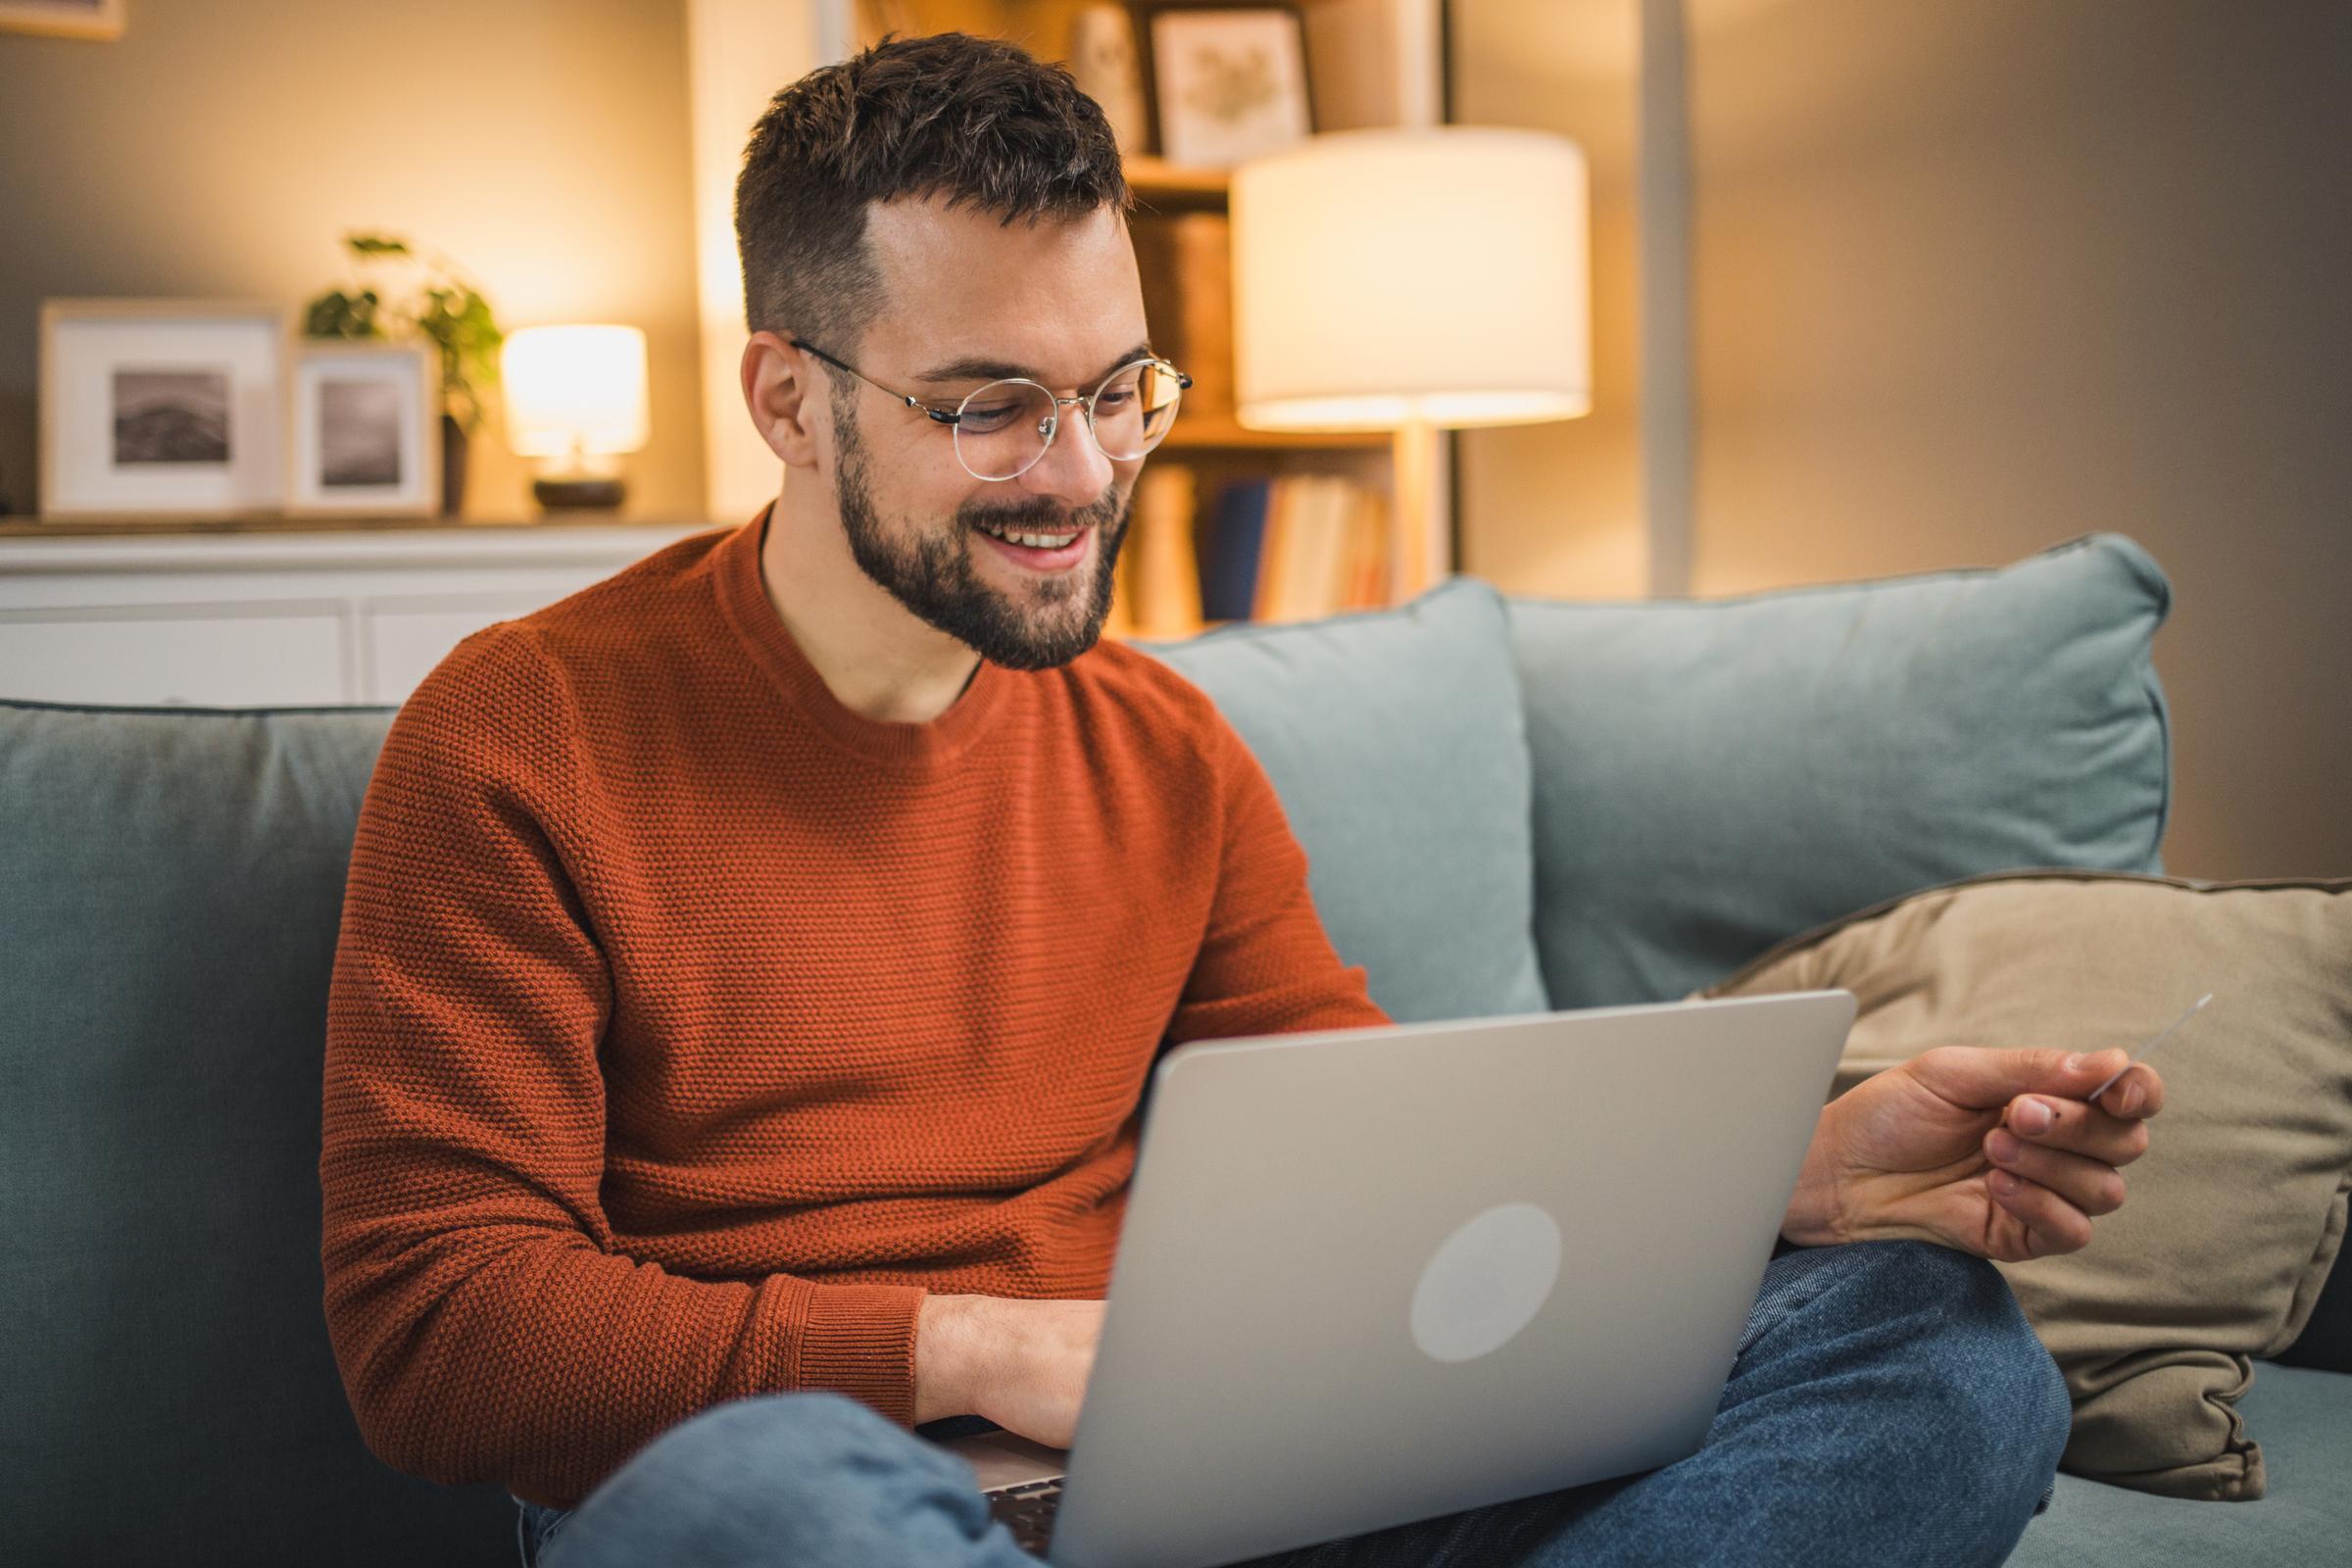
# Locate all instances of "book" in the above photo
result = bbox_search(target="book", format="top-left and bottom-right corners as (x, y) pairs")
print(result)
(1130, 212), (1234, 418)
(1252, 476), (1310, 622)
(1344, 483), (1391, 610)
(1199, 478), (1271, 623)
(1128, 464), (1200, 636)
(1300, 477), (1354, 618)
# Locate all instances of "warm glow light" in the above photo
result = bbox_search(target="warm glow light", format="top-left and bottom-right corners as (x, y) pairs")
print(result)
(1231, 127), (1592, 432)
(502, 324), (651, 459)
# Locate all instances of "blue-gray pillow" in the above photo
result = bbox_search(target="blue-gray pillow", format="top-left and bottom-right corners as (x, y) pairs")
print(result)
(1134, 576), (1550, 1026)
(1505, 534), (2173, 1007)
(0, 700), (514, 1566)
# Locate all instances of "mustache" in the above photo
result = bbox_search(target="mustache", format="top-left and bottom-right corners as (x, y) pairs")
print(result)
(963, 491), (1124, 535)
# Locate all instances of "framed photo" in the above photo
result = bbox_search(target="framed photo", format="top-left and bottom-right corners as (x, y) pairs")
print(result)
(38, 299), (288, 521)
(1135, 2), (1314, 168)
(283, 341), (439, 517)
(0, 0), (124, 40)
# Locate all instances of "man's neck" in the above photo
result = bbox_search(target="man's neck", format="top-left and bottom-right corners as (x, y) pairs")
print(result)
(758, 496), (985, 725)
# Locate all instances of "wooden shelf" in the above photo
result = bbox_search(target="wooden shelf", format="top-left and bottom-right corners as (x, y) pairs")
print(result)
(1158, 418), (1388, 454)
(1124, 155), (1231, 212)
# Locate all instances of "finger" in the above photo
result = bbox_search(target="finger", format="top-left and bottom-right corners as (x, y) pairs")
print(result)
(1985, 1168), (2093, 1257)
(2099, 1061), (2167, 1120)
(1984, 1127), (2129, 1217)
(1911, 1045), (2141, 1114)
(2003, 1093), (2152, 1167)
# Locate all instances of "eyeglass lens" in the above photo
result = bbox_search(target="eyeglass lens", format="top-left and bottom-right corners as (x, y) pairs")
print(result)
(954, 361), (1184, 480)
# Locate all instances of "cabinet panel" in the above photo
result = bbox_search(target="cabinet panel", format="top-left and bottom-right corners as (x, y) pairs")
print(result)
(363, 600), (551, 706)
(0, 609), (350, 707)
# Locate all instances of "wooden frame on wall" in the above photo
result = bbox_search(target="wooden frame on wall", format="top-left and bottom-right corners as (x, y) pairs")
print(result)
(282, 340), (440, 519)
(38, 298), (291, 523)
(0, 0), (125, 40)
(1130, 0), (1316, 167)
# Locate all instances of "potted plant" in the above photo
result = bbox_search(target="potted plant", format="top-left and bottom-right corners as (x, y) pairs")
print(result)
(303, 233), (504, 517)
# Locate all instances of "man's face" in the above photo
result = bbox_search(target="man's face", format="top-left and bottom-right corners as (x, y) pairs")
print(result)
(825, 195), (1152, 673)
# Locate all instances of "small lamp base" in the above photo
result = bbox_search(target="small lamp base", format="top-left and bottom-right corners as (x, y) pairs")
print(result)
(533, 476), (626, 512)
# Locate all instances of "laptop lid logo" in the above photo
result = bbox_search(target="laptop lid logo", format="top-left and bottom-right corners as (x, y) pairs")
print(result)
(1409, 1200), (1564, 1363)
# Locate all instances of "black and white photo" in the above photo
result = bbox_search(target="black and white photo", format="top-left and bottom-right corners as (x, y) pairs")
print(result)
(111, 368), (230, 466)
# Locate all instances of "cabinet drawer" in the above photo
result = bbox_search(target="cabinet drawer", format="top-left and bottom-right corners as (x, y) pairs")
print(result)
(0, 608), (350, 707)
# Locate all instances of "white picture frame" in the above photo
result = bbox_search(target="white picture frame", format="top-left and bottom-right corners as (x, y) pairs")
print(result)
(283, 340), (439, 518)
(1148, 5), (1314, 169)
(38, 299), (289, 521)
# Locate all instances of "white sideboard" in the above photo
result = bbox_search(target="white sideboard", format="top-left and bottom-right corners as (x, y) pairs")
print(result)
(0, 523), (713, 708)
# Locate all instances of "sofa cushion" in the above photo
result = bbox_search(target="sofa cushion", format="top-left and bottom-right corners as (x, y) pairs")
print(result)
(0, 699), (514, 1566)
(1505, 534), (2173, 1007)
(1701, 869), (2352, 1501)
(2006, 1365), (2352, 1568)
(1133, 574), (1551, 1025)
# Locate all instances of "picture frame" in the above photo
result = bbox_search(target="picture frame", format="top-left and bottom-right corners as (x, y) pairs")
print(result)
(1133, 2), (1315, 169)
(38, 299), (289, 521)
(282, 340), (439, 518)
(0, 0), (125, 40)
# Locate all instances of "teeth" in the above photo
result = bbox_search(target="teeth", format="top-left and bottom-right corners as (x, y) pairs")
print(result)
(982, 522), (1080, 549)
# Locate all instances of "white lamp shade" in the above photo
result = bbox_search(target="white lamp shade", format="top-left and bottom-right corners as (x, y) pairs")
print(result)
(1231, 126), (1591, 431)
(502, 324), (651, 457)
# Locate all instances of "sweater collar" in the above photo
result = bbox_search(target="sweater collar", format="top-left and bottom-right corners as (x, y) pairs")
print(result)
(711, 501), (1010, 773)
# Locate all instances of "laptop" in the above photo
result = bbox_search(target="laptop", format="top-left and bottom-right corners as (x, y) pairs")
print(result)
(933, 991), (1856, 1567)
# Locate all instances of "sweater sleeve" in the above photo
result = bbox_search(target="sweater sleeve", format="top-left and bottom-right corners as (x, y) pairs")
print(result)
(319, 622), (925, 1510)
(1165, 709), (1395, 1046)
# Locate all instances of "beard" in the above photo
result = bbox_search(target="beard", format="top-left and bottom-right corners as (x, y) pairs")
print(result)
(831, 396), (1132, 673)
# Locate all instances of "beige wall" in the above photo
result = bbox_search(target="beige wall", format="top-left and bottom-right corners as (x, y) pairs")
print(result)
(1685, 0), (2352, 879)
(1450, 0), (1649, 598)
(0, 0), (708, 523)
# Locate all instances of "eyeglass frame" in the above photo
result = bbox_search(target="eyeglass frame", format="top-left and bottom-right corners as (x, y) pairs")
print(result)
(786, 337), (1193, 479)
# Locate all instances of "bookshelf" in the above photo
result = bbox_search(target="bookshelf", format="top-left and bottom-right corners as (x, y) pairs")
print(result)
(845, 0), (1452, 641)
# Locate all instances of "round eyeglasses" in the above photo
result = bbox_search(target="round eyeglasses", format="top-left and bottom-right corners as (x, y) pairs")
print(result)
(790, 339), (1192, 481)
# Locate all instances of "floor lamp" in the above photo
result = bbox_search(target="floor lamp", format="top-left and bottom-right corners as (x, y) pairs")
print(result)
(1230, 126), (1592, 601)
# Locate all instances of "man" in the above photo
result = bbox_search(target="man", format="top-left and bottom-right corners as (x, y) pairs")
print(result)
(319, 31), (2165, 1568)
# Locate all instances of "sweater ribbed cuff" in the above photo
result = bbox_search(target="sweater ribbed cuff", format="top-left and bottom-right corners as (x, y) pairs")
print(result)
(797, 1283), (928, 1428)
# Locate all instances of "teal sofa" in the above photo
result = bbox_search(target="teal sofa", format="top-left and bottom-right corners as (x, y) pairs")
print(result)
(3, 534), (2343, 1565)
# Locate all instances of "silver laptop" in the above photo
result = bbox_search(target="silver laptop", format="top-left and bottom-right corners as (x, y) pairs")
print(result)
(937, 991), (1857, 1568)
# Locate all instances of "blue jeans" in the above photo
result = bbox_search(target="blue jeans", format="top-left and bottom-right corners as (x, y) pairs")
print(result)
(513, 1241), (2069, 1567)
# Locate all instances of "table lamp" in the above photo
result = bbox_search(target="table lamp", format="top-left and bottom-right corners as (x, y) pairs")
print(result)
(1231, 126), (1591, 599)
(502, 323), (650, 512)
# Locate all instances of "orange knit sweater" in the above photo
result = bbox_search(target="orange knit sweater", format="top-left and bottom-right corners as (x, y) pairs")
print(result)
(319, 506), (1391, 1508)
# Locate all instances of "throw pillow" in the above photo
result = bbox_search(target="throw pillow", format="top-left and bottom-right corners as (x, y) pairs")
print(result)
(1132, 575), (1551, 1026)
(1699, 869), (2352, 1501)
(1508, 534), (2173, 1008)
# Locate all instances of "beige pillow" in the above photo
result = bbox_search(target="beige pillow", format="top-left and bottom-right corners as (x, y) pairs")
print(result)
(1697, 869), (2352, 1501)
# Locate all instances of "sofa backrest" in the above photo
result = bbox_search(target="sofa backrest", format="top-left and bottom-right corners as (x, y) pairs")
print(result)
(0, 700), (510, 1565)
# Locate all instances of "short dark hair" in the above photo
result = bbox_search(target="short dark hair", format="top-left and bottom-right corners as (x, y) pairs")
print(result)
(734, 31), (1134, 370)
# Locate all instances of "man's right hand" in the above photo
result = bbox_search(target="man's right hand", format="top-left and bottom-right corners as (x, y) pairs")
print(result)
(915, 1294), (1104, 1450)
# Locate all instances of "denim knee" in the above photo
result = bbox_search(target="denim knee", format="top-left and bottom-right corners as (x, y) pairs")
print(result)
(1856, 1242), (2074, 1494)
(627, 1388), (975, 1499)
(544, 1389), (1007, 1568)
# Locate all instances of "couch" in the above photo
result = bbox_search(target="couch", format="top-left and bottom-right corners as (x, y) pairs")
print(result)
(3, 532), (2343, 1565)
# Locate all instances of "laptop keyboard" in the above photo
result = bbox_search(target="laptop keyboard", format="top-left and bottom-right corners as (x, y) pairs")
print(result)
(986, 1478), (1063, 1556)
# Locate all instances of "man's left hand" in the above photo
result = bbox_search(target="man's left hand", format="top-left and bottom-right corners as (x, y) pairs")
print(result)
(1781, 1047), (2166, 1262)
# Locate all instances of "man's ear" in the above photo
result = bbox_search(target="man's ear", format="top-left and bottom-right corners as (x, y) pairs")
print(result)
(742, 331), (824, 468)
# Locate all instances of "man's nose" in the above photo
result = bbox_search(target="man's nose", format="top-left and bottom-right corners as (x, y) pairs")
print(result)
(1018, 400), (1116, 505)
